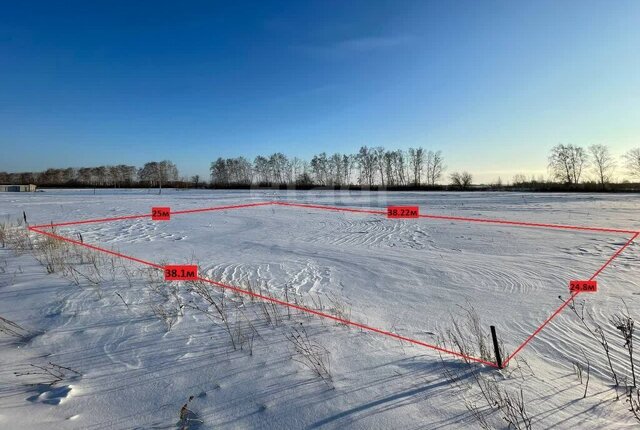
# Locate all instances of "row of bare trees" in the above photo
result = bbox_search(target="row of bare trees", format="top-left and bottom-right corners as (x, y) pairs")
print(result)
(548, 145), (640, 188)
(0, 161), (179, 189)
(3, 145), (639, 190)
(210, 146), (446, 187)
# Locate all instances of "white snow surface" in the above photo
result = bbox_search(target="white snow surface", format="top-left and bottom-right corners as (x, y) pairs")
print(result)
(0, 189), (639, 429)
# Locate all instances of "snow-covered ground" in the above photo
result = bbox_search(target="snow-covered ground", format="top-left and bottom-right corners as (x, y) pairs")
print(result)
(1, 189), (639, 429)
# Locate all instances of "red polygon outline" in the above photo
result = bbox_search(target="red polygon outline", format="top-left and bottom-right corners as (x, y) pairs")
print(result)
(27, 201), (639, 369)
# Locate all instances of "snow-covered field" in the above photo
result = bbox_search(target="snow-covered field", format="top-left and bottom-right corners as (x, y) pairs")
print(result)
(1, 189), (639, 429)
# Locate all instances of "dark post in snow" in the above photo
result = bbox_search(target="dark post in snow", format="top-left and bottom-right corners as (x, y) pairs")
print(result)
(490, 325), (503, 369)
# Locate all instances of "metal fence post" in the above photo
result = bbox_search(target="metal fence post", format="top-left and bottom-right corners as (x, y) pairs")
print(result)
(490, 325), (503, 369)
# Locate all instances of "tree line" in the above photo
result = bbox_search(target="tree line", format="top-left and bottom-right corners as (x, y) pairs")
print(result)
(210, 144), (640, 190)
(2, 144), (640, 191)
(0, 161), (180, 189)
(544, 145), (640, 189)
(210, 146), (449, 188)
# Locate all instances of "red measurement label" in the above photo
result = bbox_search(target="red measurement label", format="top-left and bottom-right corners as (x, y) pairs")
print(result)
(387, 206), (419, 218)
(152, 207), (171, 220)
(165, 265), (198, 281)
(569, 280), (597, 293)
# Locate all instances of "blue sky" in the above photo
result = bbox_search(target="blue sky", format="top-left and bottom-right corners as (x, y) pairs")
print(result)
(1, 0), (639, 182)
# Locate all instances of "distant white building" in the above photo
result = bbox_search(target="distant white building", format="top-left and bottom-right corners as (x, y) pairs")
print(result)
(0, 184), (37, 192)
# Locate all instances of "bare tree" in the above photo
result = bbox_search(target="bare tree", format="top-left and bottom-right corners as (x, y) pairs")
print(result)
(138, 164), (155, 187)
(122, 165), (137, 186)
(268, 153), (289, 184)
(18, 172), (36, 184)
(328, 153), (342, 185)
(96, 166), (108, 186)
(548, 144), (589, 185)
(253, 156), (270, 184)
(77, 168), (92, 185)
(232, 157), (253, 184)
(210, 158), (227, 185)
(589, 145), (616, 189)
(425, 150), (445, 186)
(0, 147), (450, 190)
(138, 160), (178, 194)
(450, 171), (472, 189)
(357, 146), (375, 187)
(289, 157), (304, 185)
(62, 168), (75, 184)
(383, 151), (394, 186)
(512, 173), (528, 186)
(310, 152), (329, 186)
(159, 161), (178, 192)
(395, 150), (408, 186)
(372, 147), (386, 187)
(210, 157), (252, 186)
(342, 154), (355, 185)
(624, 148), (640, 180)
(383, 150), (407, 186)
(408, 147), (424, 186)
(108, 165), (119, 187)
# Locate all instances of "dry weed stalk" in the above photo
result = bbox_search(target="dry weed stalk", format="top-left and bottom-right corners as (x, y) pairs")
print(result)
(285, 322), (332, 384)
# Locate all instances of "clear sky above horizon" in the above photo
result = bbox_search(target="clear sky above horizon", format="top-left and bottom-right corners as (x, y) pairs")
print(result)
(1, 0), (639, 183)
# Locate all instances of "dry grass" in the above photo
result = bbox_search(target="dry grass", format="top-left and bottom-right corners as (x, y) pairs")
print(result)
(285, 322), (332, 384)
(0, 315), (30, 339)
(14, 362), (81, 386)
(438, 304), (507, 367)
(4, 220), (347, 387)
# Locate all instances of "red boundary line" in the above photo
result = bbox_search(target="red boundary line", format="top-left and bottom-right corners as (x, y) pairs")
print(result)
(588, 233), (639, 281)
(29, 227), (164, 270)
(502, 231), (639, 366)
(274, 201), (639, 235)
(27, 201), (639, 368)
(27, 224), (497, 368)
(29, 201), (274, 229)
